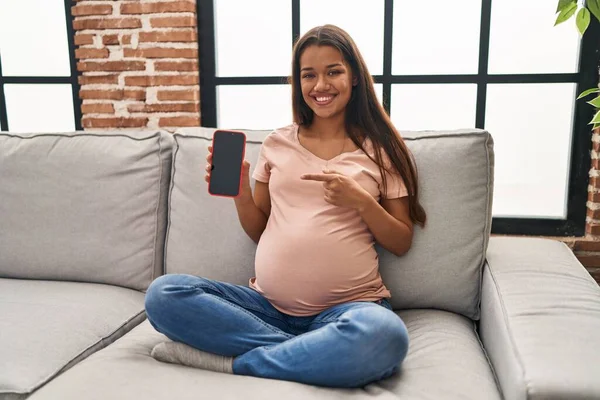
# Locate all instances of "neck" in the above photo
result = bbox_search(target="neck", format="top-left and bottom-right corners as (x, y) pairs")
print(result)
(309, 113), (346, 140)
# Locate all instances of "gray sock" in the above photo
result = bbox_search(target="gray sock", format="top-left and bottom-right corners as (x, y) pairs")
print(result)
(151, 341), (234, 374)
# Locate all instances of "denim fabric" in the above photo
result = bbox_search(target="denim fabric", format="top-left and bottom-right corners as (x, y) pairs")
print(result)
(145, 274), (409, 388)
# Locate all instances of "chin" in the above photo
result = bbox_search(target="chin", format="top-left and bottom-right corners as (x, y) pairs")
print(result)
(310, 107), (340, 120)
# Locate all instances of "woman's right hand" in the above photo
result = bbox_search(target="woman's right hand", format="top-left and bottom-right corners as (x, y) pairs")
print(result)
(205, 146), (252, 200)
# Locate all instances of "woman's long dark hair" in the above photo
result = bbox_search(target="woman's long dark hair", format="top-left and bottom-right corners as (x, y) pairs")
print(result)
(290, 25), (426, 227)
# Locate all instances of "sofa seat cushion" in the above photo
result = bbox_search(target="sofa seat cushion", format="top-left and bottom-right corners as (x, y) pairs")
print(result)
(27, 309), (501, 400)
(0, 278), (146, 400)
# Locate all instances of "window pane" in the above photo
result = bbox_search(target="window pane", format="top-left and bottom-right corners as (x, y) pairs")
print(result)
(214, 0), (291, 77)
(489, 0), (580, 74)
(0, 0), (71, 76)
(374, 83), (383, 107)
(485, 83), (575, 218)
(392, 0), (481, 75)
(390, 84), (477, 130)
(217, 85), (292, 130)
(5, 84), (75, 132)
(300, 0), (384, 75)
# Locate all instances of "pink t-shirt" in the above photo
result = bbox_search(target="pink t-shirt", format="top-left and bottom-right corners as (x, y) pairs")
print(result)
(249, 123), (408, 316)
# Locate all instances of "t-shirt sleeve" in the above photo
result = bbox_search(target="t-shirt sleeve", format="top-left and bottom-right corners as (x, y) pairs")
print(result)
(382, 169), (408, 199)
(252, 136), (272, 183)
(380, 151), (409, 199)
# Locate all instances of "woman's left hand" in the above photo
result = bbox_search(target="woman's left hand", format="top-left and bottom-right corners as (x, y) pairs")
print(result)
(301, 170), (373, 211)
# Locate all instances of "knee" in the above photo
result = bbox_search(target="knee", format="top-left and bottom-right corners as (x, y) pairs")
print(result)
(385, 316), (409, 364)
(145, 274), (206, 322)
(145, 275), (173, 323)
(353, 308), (410, 366)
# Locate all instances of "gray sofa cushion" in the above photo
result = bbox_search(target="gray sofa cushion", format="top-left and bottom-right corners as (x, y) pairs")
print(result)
(164, 128), (268, 285)
(26, 310), (500, 400)
(481, 237), (600, 400)
(0, 278), (146, 400)
(165, 127), (493, 319)
(0, 131), (173, 291)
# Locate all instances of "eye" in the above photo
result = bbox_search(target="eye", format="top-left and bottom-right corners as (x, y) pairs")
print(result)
(302, 73), (315, 79)
(328, 70), (341, 76)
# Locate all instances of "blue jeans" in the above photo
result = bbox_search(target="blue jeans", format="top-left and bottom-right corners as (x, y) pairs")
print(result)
(145, 274), (409, 388)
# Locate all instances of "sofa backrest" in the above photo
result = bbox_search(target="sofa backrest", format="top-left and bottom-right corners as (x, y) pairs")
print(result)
(165, 127), (494, 320)
(0, 131), (173, 291)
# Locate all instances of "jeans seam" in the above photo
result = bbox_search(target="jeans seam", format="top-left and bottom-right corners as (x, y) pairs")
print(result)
(211, 294), (295, 339)
(191, 281), (285, 321)
(312, 301), (389, 325)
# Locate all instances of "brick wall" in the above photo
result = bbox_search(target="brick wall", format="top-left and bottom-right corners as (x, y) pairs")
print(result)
(576, 133), (600, 283)
(72, 0), (200, 129)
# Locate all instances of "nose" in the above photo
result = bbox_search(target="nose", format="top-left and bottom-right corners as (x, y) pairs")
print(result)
(314, 74), (329, 92)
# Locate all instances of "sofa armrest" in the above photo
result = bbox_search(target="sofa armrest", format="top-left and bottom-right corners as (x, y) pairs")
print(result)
(480, 236), (600, 400)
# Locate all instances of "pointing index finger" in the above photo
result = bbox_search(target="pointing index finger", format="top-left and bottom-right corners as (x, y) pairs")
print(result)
(300, 173), (335, 182)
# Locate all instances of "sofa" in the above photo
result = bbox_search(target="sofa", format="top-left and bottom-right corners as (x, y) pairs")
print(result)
(1, 127), (599, 400)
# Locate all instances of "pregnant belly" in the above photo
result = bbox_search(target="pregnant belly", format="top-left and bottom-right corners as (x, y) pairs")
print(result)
(253, 225), (378, 307)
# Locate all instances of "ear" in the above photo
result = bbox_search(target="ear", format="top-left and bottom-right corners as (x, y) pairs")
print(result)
(352, 76), (359, 86)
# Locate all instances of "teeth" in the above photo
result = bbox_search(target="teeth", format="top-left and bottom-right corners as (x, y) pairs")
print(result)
(316, 96), (332, 102)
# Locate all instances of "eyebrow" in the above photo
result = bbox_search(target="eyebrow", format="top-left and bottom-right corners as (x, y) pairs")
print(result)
(300, 63), (343, 72)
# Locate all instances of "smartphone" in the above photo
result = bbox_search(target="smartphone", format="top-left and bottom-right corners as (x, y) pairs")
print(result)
(208, 130), (246, 198)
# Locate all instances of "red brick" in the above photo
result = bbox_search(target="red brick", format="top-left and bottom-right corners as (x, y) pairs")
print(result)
(78, 61), (145, 72)
(82, 117), (148, 128)
(589, 191), (600, 203)
(121, 1), (195, 14)
(78, 74), (119, 85)
(154, 61), (198, 71)
(159, 116), (200, 127)
(593, 141), (600, 153)
(123, 89), (146, 100)
(72, 4), (113, 16)
(573, 239), (600, 251)
(122, 35), (132, 45)
(128, 103), (199, 113)
(586, 223), (600, 236)
(74, 34), (94, 45)
(80, 89), (123, 100)
(73, 18), (142, 30)
(102, 34), (119, 45)
(124, 48), (197, 59)
(75, 48), (109, 59)
(591, 176), (600, 189)
(124, 75), (198, 87)
(150, 16), (195, 28)
(157, 89), (199, 101)
(588, 208), (600, 221)
(81, 103), (115, 114)
(139, 30), (196, 43)
(576, 254), (600, 268)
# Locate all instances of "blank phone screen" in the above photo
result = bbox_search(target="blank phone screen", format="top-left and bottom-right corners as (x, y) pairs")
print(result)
(209, 131), (245, 197)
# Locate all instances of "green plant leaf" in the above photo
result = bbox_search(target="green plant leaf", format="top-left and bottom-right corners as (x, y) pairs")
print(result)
(594, 123), (600, 130)
(588, 96), (600, 107)
(589, 110), (600, 124)
(557, 0), (576, 12)
(577, 7), (591, 34)
(555, 2), (578, 25)
(577, 87), (600, 99)
(587, 0), (600, 21)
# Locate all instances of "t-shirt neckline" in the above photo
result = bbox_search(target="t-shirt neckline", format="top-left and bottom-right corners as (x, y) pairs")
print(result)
(293, 123), (364, 163)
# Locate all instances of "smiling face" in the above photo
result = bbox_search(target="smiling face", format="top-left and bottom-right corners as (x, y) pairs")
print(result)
(299, 45), (357, 122)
